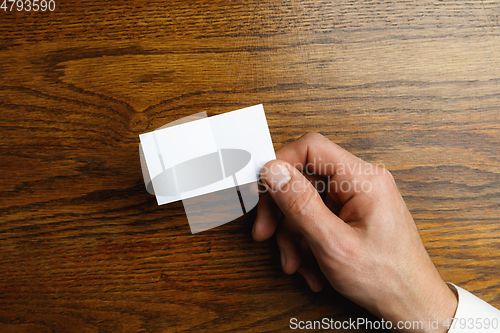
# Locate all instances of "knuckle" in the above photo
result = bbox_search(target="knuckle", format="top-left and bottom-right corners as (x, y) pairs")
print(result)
(303, 132), (324, 143)
(286, 186), (320, 217)
(364, 167), (396, 197)
(378, 167), (395, 186)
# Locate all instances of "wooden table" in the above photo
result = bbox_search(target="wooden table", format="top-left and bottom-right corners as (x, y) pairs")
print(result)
(1, 1), (499, 332)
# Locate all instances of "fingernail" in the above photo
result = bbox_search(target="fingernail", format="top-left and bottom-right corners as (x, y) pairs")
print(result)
(265, 163), (291, 191)
(280, 250), (286, 268)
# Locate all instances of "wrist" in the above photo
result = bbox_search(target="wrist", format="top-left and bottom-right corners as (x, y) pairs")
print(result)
(378, 278), (458, 333)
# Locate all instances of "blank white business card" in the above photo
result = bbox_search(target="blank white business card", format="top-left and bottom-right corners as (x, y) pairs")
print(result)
(139, 104), (276, 206)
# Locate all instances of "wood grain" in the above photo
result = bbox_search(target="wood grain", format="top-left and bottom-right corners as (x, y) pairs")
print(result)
(1, 0), (499, 332)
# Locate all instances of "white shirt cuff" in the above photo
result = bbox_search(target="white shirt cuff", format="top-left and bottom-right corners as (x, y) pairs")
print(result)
(446, 283), (500, 333)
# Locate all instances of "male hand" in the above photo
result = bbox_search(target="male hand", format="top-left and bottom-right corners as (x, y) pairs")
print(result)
(252, 133), (457, 332)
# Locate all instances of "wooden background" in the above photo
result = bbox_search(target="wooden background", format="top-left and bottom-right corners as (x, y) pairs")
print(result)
(1, 0), (499, 332)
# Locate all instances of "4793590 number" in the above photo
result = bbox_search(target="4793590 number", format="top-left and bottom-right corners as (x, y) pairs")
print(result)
(1, 0), (56, 12)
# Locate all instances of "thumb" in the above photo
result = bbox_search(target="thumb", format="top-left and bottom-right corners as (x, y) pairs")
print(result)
(260, 160), (348, 242)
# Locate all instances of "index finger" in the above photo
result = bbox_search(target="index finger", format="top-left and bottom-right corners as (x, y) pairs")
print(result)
(275, 132), (375, 204)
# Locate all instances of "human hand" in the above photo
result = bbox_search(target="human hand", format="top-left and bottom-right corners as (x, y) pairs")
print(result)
(252, 133), (458, 332)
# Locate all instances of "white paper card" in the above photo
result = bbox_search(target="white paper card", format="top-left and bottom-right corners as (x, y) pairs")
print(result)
(139, 104), (276, 205)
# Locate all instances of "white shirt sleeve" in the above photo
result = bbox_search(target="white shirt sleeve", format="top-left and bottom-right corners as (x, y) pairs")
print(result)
(447, 283), (500, 333)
